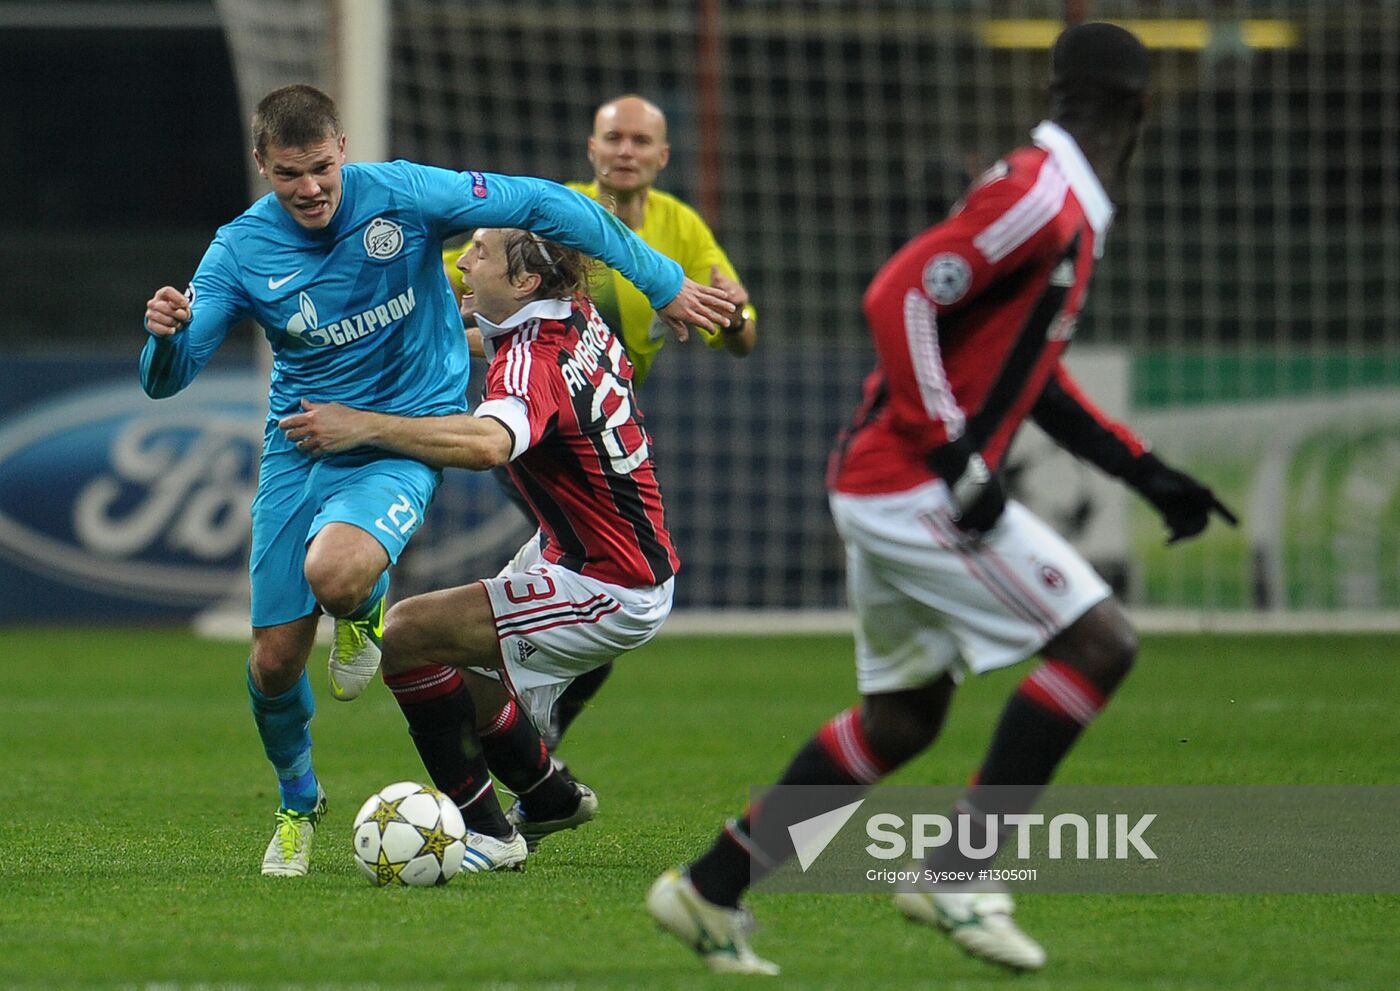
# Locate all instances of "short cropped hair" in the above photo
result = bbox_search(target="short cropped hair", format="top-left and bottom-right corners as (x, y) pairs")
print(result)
(252, 84), (341, 157)
(499, 231), (594, 301)
(1049, 22), (1149, 94)
(1047, 23), (1150, 129)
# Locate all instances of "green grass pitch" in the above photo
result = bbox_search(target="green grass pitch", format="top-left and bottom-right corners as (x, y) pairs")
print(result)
(1, 626), (1396, 989)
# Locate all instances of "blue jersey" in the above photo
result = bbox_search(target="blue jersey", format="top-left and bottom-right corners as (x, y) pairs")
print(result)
(139, 162), (682, 455)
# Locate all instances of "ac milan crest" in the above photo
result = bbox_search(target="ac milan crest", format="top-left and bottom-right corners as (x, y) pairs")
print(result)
(1038, 563), (1069, 594)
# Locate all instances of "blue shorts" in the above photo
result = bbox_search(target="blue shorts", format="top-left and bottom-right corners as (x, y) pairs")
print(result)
(249, 445), (441, 628)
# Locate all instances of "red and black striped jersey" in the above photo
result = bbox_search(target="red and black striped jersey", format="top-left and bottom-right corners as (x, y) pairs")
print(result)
(474, 296), (679, 588)
(829, 121), (1148, 497)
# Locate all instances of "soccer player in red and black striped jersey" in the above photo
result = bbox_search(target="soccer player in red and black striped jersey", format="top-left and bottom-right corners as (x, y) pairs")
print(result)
(649, 23), (1237, 975)
(279, 227), (678, 870)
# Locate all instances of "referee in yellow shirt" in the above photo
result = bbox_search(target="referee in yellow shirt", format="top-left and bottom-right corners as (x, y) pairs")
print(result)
(446, 94), (755, 378)
(567, 94), (756, 383)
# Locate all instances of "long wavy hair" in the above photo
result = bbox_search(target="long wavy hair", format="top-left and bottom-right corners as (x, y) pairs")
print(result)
(499, 230), (596, 301)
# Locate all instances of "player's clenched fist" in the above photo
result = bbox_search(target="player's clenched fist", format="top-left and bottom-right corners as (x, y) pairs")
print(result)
(143, 286), (192, 336)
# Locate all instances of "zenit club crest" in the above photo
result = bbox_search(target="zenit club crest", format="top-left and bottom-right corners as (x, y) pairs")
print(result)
(364, 217), (405, 260)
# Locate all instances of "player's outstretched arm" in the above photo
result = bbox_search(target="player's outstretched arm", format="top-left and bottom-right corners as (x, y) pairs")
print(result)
(428, 168), (684, 308)
(1030, 365), (1238, 544)
(1122, 454), (1239, 545)
(278, 400), (512, 470)
(419, 167), (735, 338)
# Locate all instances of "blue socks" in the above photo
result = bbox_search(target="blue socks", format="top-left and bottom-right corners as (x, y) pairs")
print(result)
(247, 666), (319, 814)
(246, 569), (385, 814)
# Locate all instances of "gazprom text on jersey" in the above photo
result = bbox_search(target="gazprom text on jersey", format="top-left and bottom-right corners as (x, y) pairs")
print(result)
(306, 288), (416, 348)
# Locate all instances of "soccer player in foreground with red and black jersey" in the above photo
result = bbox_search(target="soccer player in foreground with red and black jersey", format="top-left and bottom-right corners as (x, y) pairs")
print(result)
(279, 227), (679, 871)
(648, 22), (1236, 975)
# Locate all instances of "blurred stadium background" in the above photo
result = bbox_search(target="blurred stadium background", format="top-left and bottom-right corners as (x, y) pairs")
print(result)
(2, 0), (1398, 629)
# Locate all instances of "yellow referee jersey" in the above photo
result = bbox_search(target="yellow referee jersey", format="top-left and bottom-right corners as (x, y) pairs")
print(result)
(566, 181), (751, 386)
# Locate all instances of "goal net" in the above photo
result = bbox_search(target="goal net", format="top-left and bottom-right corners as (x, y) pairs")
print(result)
(215, 0), (1400, 625)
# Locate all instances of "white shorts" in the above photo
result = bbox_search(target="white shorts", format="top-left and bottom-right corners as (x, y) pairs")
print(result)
(475, 535), (674, 732)
(828, 482), (1110, 694)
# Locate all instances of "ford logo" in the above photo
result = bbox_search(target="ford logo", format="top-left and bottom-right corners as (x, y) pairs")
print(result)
(0, 373), (264, 605)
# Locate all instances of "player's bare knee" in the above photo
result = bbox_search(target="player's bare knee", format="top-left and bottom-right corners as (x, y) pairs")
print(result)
(304, 562), (368, 617)
(247, 648), (282, 682)
(1074, 617), (1138, 690)
(861, 688), (946, 768)
(248, 641), (307, 693)
(1090, 606), (1139, 681)
(1105, 621), (1139, 678)
(1054, 601), (1138, 689)
(380, 599), (424, 671)
(470, 694), (512, 734)
(302, 533), (379, 616)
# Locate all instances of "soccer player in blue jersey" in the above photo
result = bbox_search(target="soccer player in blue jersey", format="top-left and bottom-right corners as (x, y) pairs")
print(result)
(139, 84), (731, 877)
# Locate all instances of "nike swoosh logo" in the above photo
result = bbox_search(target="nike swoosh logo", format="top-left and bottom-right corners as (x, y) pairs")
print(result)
(268, 270), (302, 290)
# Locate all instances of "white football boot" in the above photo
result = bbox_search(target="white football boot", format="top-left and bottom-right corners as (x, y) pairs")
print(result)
(646, 868), (780, 976)
(328, 598), (384, 701)
(260, 786), (327, 877)
(894, 884), (1047, 971)
(506, 783), (598, 851)
(459, 828), (528, 873)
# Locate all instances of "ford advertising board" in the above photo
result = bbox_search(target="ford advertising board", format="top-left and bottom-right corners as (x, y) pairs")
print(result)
(0, 370), (263, 620)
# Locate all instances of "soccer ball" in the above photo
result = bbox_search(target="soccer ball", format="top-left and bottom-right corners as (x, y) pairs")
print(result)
(351, 781), (467, 886)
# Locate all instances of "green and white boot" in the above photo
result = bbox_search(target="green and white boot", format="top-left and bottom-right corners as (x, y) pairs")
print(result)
(328, 598), (384, 701)
(260, 786), (328, 878)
